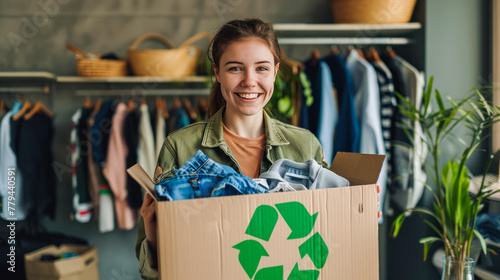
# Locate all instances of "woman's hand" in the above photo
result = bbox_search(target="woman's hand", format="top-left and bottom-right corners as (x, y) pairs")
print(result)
(377, 185), (382, 219)
(140, 193), (157, 254)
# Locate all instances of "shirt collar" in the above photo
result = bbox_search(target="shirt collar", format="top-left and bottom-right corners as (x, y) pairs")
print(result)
(201, 106), (289, 148)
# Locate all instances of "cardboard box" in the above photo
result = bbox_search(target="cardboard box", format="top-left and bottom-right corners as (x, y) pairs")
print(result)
(24, 245), (99, 280)
(128, 152), (384, 280)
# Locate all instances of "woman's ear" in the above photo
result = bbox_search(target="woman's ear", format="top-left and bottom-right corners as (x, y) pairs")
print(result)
(213, 63), (221, 83)
(274, 63), (280, 77)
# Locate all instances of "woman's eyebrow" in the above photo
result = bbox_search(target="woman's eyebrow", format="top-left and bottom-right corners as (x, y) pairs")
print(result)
(224, 60), (272, 66)
(224, 61), (243, 66)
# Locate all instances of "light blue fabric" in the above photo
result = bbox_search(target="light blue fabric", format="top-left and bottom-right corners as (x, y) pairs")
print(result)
(174, 107), (191, 130)
(476, 213), (500, 243)
(10, 101), (22, 115)
(346, 50), (387, 224)
(0, 112), (26, 220)
(154, 150), (267, 201)
(258, 158), (349, 192)
(317, 61), (338, 166)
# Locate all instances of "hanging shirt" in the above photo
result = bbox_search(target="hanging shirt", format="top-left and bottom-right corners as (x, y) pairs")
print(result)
(316, 61), (337, 166)
(371, 60), (397, 187)
(138, 103), (156, 179)
(323, 54), (361, 155)
(123, 109), (143, 210)
(222, 122), (266, 178)
(99, 175), (114, 233)
(103, 103), (138, 230)
(90, 100), (114, 166)
(346, 49), (387, 223)
(71, 109), (92, 223)
(392, 55), (427, 211)
(86, 109), (101, 219)
(17, 113), (56, 220)
(302, 58), (321, 135)
(0, 111), (27, 221)
(155, 106), (166, 158)
(382, 52), (412, 203)
(76, 107), (94, 215)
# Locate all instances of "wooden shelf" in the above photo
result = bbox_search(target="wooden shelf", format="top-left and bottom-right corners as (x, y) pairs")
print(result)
(0, 72), (211, 84)
(273, 22), (422, 37)
(0, 71), (56, 80)
(56, 75), (210, 83)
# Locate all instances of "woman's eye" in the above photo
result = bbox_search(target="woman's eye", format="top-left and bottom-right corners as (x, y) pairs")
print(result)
(228, 67), (242, 71)
(257, 66), (269, 71)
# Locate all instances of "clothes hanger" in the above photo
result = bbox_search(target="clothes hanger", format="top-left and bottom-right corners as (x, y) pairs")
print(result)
(182, 98), (198, 120)
(385, 46), (396, 58)
(280, 50), (304, 74)
(12, 101), (32, 121)
(356, 47), (366, 60)
(172, 98), (181, 111)
(127, 98), (135, 112)
(24, 101), (54, 120)
(88, 98), (102, 126)
(310, 49), (320, 62)
(330, 46), (339, 55)
(83, 97), (92, 109)
(161, 98), (169, 119)
(365, 47), (381, 62)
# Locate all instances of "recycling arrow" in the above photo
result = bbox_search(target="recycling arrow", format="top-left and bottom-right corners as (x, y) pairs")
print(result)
(233, 240), (269, 278)
(234, 201), (329, 279)
(245, 205), (279, 241)
(276, 202), (318, 239)
(254, 265), (283, 280)
(298, 232), (329, 269)
(287, 263), (319, 280)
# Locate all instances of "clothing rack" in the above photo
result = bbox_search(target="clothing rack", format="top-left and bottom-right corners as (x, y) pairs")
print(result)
(75, 88), (210, 97)
(278, 37), (412, 45)
(0, 85), (51, 94)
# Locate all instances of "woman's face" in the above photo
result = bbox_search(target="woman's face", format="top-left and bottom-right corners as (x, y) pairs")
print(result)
(214, 38), (279, 117)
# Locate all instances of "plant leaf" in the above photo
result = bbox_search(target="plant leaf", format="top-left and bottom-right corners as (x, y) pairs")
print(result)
(423, 76), (434, 116)
(474, 229), (488, 256)
(419, 236), (441, 261)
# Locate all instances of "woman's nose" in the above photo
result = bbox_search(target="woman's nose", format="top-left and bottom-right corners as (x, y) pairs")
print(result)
(241, 71), (257, 87)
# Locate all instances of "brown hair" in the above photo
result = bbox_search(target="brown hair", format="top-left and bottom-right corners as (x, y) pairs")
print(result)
(207, 18), (281, 117)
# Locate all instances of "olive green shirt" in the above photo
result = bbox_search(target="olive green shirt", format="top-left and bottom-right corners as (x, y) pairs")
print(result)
(136, 106), (327, 279)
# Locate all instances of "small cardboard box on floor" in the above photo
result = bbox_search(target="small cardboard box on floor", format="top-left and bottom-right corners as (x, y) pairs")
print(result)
(128, 152), (384, 280)
(24, 245), (99, 280)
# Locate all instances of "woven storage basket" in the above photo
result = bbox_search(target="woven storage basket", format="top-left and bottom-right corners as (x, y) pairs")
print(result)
(329, 0), (417, 24)
(76, 58), (128, 77)
(128, 32), (210, 78)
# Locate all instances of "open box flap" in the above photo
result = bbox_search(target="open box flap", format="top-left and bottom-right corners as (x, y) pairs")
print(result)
(127, 163), (157, 201)
(330, 152), (386, 185)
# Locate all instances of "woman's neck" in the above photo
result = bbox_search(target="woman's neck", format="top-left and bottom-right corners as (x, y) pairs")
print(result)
(223, 108), (265, 138)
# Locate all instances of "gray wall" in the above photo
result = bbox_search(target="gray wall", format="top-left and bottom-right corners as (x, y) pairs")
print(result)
(0, 0), (491, 279)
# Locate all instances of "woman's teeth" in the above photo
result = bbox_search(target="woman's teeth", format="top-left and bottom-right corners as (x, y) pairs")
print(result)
(237, 93), (259, 99)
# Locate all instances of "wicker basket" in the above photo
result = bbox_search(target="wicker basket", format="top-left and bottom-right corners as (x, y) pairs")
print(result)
(76, 58), (128, 77)
(128, 32), (210, 78)
(329, 0), (417, 24)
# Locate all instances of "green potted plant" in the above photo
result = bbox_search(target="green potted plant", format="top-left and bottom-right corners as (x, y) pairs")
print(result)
(390, 76), (500, 280)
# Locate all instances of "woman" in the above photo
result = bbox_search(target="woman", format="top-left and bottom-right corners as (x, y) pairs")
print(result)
(136, 18), (380, 279)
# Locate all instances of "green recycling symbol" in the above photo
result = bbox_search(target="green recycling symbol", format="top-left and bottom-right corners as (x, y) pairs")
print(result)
(233, 202), (329, 280)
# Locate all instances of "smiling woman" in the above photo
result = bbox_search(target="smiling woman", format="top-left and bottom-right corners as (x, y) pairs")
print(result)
(135, 18), (334, 279)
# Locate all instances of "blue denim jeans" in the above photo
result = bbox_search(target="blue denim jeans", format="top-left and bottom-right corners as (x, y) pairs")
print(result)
(154, 150), (268, 201)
